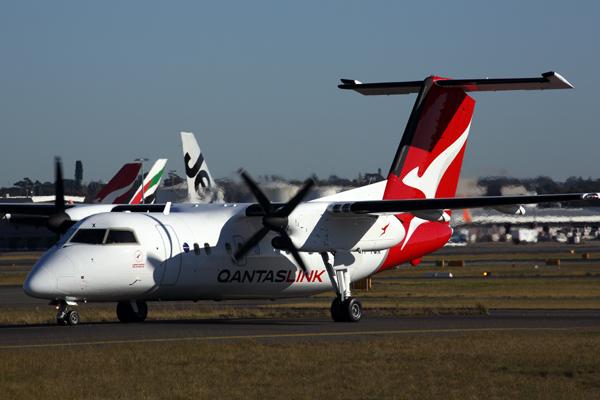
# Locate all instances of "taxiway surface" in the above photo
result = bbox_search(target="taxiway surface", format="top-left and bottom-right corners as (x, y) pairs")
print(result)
(2, 310), (600, 350)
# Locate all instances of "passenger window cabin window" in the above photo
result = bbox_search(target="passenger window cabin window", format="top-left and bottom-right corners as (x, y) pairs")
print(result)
(194, 243), (200, 256)
(225, 243), (232, 255)
(204, 243), (211, 255)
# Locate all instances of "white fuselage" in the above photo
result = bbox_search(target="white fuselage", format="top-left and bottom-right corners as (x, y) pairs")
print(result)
(24, 201), (404, 303)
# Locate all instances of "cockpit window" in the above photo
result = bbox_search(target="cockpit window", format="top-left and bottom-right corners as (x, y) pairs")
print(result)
(105, 229), (138, 244)
(70, 229), (107, 244)
(57, 224), (79, 247)
(68, 228), (139, 245)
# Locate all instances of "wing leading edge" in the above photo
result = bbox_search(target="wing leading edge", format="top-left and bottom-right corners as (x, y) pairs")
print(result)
(327, 193), (600, 216)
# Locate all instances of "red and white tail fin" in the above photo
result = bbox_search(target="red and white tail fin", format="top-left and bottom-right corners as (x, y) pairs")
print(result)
(129, 159), (168, 204)
(339, 71), (573, 268)
(93, 163), (141, 204)
(383, 76), (474, 203)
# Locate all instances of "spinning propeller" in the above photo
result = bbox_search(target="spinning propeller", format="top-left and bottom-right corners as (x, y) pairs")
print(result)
(234, 170), (315, 274)
(45, 157), (73, 235)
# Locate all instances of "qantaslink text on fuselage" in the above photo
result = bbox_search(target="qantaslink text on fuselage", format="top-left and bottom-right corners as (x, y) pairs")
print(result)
(217, 269), (325, 284)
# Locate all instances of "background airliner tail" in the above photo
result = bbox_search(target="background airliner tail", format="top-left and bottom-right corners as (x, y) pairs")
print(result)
(181, 132), (222, 203)
(93, 163), (141, 204)
(129, 159), (168, 204)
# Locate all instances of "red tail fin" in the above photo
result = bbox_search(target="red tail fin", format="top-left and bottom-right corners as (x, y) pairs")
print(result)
(93, 163), (141, 204)
(383, 76), (475, 202)
(381, 77), (473, 268)
(339, 72), (573, 270)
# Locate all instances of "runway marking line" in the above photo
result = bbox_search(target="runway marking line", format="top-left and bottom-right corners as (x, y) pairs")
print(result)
(2, 325), (600, 350)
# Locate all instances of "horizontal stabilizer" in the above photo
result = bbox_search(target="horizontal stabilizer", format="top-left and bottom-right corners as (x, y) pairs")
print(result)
(339, 72), (573, 96)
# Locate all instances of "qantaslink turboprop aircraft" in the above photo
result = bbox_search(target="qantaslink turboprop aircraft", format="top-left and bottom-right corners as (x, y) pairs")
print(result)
(22, 72), (599, 326)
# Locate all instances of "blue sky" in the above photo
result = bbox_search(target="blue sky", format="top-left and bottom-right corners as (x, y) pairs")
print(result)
(1, 1), (598, 186)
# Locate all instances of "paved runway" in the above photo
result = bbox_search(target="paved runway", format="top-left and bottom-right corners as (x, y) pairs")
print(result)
(2, 310), (600, 350)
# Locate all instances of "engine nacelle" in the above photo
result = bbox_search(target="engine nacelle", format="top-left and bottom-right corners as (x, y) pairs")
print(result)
(288, 211), (405, 253)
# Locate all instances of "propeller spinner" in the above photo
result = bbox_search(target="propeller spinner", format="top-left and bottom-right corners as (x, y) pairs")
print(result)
(234, 170), (315, 274)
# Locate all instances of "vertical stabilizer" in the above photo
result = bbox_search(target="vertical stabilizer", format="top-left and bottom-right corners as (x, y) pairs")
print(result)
(181, 132), (221, 202)
(384, 77), (475, 202)
(339, 71), (573, 270)
(93, 163), (142, 204)
(129, 159), (168, 204)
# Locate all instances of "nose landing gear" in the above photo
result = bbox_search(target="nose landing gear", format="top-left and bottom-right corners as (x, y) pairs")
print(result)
(56, 300), (80, 326)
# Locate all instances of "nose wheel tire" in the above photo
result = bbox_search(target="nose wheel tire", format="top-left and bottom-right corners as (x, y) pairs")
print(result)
(66, 310), (80, 326)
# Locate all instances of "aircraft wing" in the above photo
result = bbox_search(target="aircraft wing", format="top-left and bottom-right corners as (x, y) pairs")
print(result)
(327, 193), (599, 216)
(0, 202), (167, 217)
(0, 203), (77, 217)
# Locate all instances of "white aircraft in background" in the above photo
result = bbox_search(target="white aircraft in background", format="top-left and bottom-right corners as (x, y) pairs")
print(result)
(18, 72), (599, 326)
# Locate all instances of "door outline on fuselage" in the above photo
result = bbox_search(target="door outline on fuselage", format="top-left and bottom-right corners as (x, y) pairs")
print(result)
(233, 235), (246, 266)
(156, 225), (182, 285)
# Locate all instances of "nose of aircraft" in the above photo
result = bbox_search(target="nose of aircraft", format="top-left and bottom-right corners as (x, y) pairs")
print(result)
(23, 267), (54, 298)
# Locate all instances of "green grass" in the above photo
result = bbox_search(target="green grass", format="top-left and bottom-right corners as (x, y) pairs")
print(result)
(422, 250), (599, 262)
(0, 273), (27, 286)
(1, 333), (600, 399)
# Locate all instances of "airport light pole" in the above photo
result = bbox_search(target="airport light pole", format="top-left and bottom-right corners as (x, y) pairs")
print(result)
(134, 158), (150, 204)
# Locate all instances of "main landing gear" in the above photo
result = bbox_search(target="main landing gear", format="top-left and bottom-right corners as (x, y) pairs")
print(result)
(321, 252), (363, 322)
(116, 300), (148, 323)
(56, 300), (80, 326)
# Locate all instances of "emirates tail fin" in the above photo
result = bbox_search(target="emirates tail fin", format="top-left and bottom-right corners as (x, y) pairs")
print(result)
(129, 159), (168, 204)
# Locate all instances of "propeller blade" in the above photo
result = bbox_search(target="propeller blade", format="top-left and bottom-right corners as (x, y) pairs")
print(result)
(46, 157), (72, 235)
(237, 170), (315, 274)
(54, 157), (65, 215)
(239, 170), (272, 214)
(278, 231), (308, 274)
(279, 176), (315, 216)
(234, 226), (270, 261)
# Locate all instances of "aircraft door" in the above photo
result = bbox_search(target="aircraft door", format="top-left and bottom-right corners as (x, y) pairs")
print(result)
(156, 225), (182, 285)
(233, 235), (246, 266)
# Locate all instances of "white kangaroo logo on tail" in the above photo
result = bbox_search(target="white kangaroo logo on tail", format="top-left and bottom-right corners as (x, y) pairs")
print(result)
(400, 122), (471, 249)
(402, 122), (471, 199)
